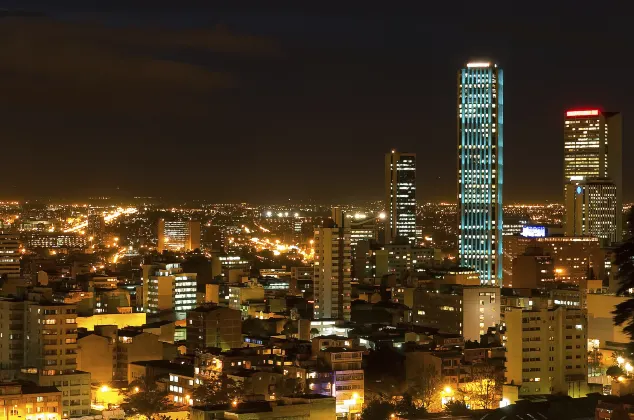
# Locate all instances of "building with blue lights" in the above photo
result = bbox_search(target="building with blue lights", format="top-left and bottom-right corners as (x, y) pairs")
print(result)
(457, 62), (503, 285)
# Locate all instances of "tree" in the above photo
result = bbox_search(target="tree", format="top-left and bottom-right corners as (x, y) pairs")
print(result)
(444, 400), (470, 415)
(121, 379), (173, 420)
(395, 393), (426, 417)
(193, 373), (244, 406)
(409, 364), (441, 410)
(607, 365), (625, 378)
(462, 363), (503, 409)
(612, 208), (634, 340)
(360, 399), (395, 420)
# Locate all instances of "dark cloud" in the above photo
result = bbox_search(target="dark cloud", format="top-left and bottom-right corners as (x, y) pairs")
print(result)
(0, 18), (280, 115)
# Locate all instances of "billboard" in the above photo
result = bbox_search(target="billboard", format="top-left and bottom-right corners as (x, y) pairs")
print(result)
(521, 225), (546, 238)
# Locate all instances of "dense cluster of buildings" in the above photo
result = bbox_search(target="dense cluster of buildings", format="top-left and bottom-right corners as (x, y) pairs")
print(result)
(0, 59), (631, 420)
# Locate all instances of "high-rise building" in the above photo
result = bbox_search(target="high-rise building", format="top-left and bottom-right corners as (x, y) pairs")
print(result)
(142, 263), (197, 319)
(564, 109), (622, 243)
(565, 179), (619, 245)
(17, 301), (92, 418)
(157, 220), (201, 253)
(0, 232), (20, 278)
(384, 150), (416, 245)
(504, 306), (588, 397)
(313, 216), (351, 321)
(86, 211), (105, 243)
(457, 61), (503, 285)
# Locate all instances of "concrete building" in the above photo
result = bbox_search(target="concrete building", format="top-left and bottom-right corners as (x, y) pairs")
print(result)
(565, 179), (619, 246)
(503, 306), (588, 397)
(385, 150), (417, 245)
(313, 217), (351, 321)
(191, 396), (336, 420)
(411, 285), (500, 342)
(157, 219), (201, 253)
(228, 280), (265, 317)
(503, 235), (603, 286)
(290, 266), (313, 297)
(508, 246), (555, 288)
(458, 61), (504, 286)
(18, 301), (92, 418)
(308, 346), (363, 417)
(563, 109), (622, 243)
(0, 232), (20, 278)
(186, 305), (242, 351)
(142, 263), (197, 319)
(116, 329), (178, 381)
(0, 381), (62, 420)
(0, 298), (25, 372)
(77, 330), (115, 384)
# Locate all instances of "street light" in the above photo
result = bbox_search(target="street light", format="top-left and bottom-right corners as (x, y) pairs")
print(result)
(100, 385), (110, 393)
(617, 356), (625, 365)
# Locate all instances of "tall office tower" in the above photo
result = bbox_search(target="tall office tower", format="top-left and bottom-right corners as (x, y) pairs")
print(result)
(384, 150), (417, 245)
(565, 179), (619, 245)
(564, 110), (622, 243)
(157, 219), (201, 253)
(0, 232), (20, 278)
(313, 215), (351, 320)
(457, 61), (504, 285)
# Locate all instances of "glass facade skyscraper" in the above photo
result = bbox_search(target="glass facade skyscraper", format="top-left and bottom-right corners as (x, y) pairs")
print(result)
(384, 151), (416, 245)
(457, 62), (503, 285)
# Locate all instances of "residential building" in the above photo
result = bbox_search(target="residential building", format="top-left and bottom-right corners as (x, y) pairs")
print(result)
(142, 263), (197, 319)
(384, 150), (417, 245)
(157, 219), (201, 253)
(186, 305), (242, 351)
(503, 235), (603, 286)
(18, 301), (92, 418)
(191, 395), (336, 420)
(313, 217), (351, 321)
(168, 367), (196, 406)
(504, 306), (588, 397)
(228, 280), (265, 318)
(117, 329), (178, 381)
(290, 266), (313, 297)
(457, 61), (504, 286)
(508, 246), (555, 288)
(0, 381), (62, 420)
(0, 232), (20, 278)
(411, 285), (500, 342)
(308, 345), (363, 417)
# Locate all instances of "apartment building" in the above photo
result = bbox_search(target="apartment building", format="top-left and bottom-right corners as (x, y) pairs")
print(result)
(504, 306), (588, 397)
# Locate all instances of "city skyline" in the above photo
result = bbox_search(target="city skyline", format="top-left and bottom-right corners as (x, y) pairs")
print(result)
(0, 3), (633, 203)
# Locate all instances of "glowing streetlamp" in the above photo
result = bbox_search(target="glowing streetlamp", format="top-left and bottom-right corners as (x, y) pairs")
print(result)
(617, 356), (625, 365)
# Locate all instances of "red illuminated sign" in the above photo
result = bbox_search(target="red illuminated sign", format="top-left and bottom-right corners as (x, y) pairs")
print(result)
(566, 109), (600, 117)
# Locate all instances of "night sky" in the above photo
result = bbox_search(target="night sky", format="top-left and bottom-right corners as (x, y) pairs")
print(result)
(1, 2), (631, 203)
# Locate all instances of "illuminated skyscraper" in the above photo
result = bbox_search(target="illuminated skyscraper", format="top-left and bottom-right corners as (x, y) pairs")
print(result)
(157, 219), (201, 252)
(564, 110), (622, 243)
(565, 179), (618, 245)
(384, 150), (416, 245)
(313, 212), (351, 321)
(457, 61), (503, 285)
